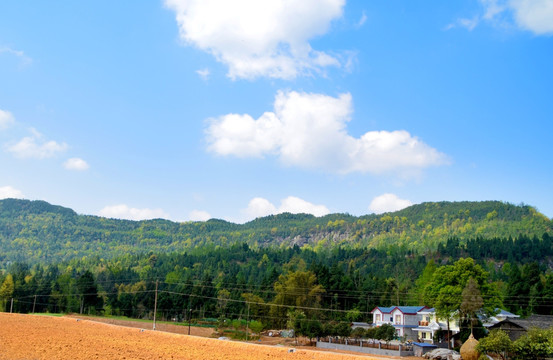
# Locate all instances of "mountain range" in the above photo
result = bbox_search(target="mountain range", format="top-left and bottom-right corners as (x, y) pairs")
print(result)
(0, 198), (551, 268)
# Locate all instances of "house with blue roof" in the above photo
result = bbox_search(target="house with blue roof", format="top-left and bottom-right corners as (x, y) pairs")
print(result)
(371, 305), (428, 340)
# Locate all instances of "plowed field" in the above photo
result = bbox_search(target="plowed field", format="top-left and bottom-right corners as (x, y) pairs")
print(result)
(0, 313), (385, 360)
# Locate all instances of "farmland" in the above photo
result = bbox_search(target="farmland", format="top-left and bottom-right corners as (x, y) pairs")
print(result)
(0, 313), (388, 360)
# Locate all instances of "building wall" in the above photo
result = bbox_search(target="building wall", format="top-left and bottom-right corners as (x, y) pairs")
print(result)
(316, 341), (414, 357)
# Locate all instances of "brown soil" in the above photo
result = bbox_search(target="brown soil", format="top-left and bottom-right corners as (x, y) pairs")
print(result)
(0, 313), (397, 360)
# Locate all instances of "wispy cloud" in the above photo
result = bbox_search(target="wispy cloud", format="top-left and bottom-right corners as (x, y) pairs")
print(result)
(449, 0), (553, 35)
(0, 109), (15, 130)
(188, 209), (211, 221)
(206, 90), (449, 176)
(446, 16), (480, 31)
(5, 128), (68, 159)
(0, 46), (32, 66)
(196, 68), (210, 81)
(98, 204), (170, 221)
(165, 0), (346, 80)
(356, 11), (367, 28)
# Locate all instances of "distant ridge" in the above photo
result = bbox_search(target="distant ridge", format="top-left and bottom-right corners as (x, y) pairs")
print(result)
(0, 198), (551, 268)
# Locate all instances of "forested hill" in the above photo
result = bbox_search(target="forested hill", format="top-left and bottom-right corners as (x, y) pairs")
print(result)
(0, 198), (551, 268)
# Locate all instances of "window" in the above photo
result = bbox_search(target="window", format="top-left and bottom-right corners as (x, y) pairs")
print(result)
(375, 314), (381, 322)
(422, 332), (427, 339)
(395, 314), (401, 324)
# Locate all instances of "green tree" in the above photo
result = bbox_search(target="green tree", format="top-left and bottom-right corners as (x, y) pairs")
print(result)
(0, 274), (14, 311)
(460, 277), (484, 332)
(476, 330), (512, 360)
(248, 320), (264, 335)
(271, 270), (324, 327)
(335, 321), (352, 337)
(351, 327), (367, 339)
(424, 258), (501, 348)
(376, 323), (396, 344)
(415, 259), (436, 304)
(513, 328), (553, 359)
(346, 308), (361, 322)
(216, 288), (231, 316)
(76, 271), (102, 314)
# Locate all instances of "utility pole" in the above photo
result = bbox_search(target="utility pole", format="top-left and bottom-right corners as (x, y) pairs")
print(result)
(32, 295), (37, 314)
(10, 298), (13, 313)
(188, 308), (192, 335)
(246, 303), (250, 342)
(153, 280), (158, 331)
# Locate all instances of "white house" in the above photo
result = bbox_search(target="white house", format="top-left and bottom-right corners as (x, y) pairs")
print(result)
(412, 307), (460, 344)
(482, 308), (520, 328)
(371, 306), (428, 340)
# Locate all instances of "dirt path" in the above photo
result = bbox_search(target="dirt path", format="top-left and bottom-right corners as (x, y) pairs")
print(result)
(0, 313), (397, 360)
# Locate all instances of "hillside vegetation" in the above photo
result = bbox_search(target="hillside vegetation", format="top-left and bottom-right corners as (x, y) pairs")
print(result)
(0, 198), (551, 268)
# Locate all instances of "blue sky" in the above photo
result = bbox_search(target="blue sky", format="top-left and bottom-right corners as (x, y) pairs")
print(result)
(1, 0), (552, 222)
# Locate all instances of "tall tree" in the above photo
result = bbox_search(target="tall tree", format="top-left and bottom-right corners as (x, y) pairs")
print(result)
(271, 270), (324, 328)
(460, 277), (483, 332)
(424, 258), (501, 348)
(0, 274), (14, 311)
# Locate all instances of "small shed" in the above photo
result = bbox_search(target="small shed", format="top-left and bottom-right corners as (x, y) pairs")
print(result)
(413, 342), (437, 357)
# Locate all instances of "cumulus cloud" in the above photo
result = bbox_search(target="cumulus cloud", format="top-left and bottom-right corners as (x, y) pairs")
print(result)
(368, 193), (413, 214)
(0, 186), (25, 199)
(5, 128), (68, 159)
(165, 0), (345, 79)
(206, 90), (448, 175)
(63, 158), (89, 171)
(510, 0), (553, 35)
(188, 209), (211, 221)
(0, 109), (15, 130)
(244, 196), (329, 221)
(98, 204), (170, 221)
(449, 0), (553, 35)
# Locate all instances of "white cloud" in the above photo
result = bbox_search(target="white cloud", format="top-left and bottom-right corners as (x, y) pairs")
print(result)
(206, 90), (448, 175)
(357, 11), (368, 28)
(368, 193), (413, 214)
(5, 128), (68, 159)
(0, 109), (15, 130)
(196, 68), (210, 80)
(446, 16), (480, 31)
(0, 46), (32, 66)
(451, 0), (553, 35)
(279, 196), (330, 217)
(509, 0), (553, 35)
(189, 209), (212, 221)
(0, 186), (25, 199)
(244, 197), (278, 219)
(63, 158), (90, 171)
(165, 0), (345, 79)
(244, 196), (330, 221)
(98, 204), (170, 221)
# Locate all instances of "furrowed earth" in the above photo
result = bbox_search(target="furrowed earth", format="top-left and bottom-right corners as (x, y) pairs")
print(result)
(0, 313), (405, 360)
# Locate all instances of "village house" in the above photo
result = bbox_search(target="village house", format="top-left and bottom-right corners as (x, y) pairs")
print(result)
(412, 307), (460, 344)
(371, 306), (428, 340)
(481, 308), (519, 327)
(487, 314), (553, 341)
